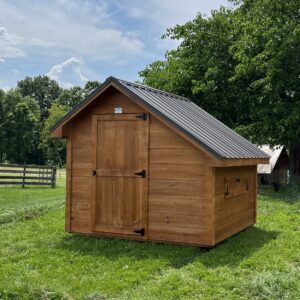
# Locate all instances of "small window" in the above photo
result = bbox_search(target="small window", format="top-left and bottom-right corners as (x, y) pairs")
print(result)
(225, 176), (249, 198)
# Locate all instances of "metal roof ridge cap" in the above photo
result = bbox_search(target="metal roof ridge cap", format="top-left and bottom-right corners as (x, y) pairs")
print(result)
(116, 78), (191, 102)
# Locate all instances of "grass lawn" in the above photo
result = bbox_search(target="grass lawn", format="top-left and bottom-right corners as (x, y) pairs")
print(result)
(0, 186), (300, 299)
(0, 175), (65, 225)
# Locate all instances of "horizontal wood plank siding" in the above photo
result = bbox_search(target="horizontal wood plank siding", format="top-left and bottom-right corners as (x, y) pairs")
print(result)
(149, 164), (204, 180)
(214, 166), (257, 243)
(148, 116), (212, 245)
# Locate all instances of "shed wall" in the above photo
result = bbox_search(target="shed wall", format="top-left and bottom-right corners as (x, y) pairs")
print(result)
(214, 166), (257, 243)
(148, 117), (213, 245)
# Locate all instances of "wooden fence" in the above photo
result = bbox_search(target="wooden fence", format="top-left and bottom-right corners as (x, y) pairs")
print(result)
(0, 164), (56, 188)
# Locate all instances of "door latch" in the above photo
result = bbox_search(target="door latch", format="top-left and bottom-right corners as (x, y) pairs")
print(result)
(92, 170), (97, 176)
(134, 170), (146, 178)
(135, 113), (147, 121)
(133, 228), (145, 236)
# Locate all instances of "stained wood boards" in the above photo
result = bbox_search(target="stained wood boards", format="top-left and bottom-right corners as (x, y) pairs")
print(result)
(69, 91), (145, 234)
(147, 116), (213, 245)
(91, 113), (148, 237)
(214, 166), (257, 243)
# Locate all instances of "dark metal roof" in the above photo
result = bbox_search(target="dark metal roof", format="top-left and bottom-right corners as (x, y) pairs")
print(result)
(51, 76), (269, 159)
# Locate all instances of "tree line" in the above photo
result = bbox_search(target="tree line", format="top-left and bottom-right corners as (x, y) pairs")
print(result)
(140, 0), (300, 176)
(1, 0), (299, 175)
(0, 76), (100, 166)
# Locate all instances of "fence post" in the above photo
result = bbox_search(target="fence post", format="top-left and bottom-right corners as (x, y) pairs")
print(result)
(22, 166), (26, 188)
(51, 167), (56, 188)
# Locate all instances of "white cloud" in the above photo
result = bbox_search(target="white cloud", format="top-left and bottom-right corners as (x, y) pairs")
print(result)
(118, 0), (229, 30)
(0, 25), (55, 60)
(0, 1), (144, 62)
(0, 58), (5, 63)
(0, 27), (26, 59)
(116, 0), (231, 53)
(0, 0), (230, 89)
(47, 57), (89, 88)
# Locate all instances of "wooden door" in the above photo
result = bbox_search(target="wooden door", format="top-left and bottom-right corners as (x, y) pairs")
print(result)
(91, 113), (149, 237)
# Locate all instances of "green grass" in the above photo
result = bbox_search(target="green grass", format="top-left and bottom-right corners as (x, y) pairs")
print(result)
(0, 186), (300, 299)
(0, 176), (65, 225)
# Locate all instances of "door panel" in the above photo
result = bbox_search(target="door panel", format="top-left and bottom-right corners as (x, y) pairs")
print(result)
(91, 113), (148, 237)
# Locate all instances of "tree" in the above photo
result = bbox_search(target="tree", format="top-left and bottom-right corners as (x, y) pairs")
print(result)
(17, 76), (62, 120)
(57, 86), (84, 110)
(229, 0), (300, 177)
(1, 90), (40, 164)
(140, 0), (300, 177)
(40, 102), (67, 167)
(57, 81), (101, 111)
(83, 80), (101, 97)
(140, 8), (249, 129)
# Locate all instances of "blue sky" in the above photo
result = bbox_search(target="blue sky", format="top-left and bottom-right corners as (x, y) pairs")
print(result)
(0, 0), (230, 90)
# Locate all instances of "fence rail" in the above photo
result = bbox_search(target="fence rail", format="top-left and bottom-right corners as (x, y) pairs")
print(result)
(0, 164), (56, 188)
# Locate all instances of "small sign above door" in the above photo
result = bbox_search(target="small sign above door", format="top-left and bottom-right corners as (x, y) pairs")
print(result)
(114, 107), (123, 113)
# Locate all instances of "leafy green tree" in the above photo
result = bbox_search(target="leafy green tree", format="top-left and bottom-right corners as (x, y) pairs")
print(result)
(17, 76), (62, 120)
(57, 86), (84, 110)
(83, 80), (101, 97)
(1, 90), (40, 164)
(57, 81), (101, 110)
(40, 102), (67, 167)
(140, 8), (246, 128)
(229, 0), (300, 176)
(140, 0), (300, 176)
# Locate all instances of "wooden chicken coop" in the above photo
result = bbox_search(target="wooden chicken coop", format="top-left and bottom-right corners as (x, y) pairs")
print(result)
(51, 76), (269, 247)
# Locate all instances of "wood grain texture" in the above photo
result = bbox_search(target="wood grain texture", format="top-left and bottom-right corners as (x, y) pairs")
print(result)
(65, 123), (72, 232)
(214, 165), (257, 244)
(149, 164), (204, 180)
(147, 115), (211, 245)
(91, 113), (148, 238)
(150, 149), (205, 164)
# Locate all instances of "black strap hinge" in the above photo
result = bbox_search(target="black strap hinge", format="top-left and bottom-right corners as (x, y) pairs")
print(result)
(136, 113), (147, 121)
(133, 228), (145, 236)
(134, 170), (146, 178)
